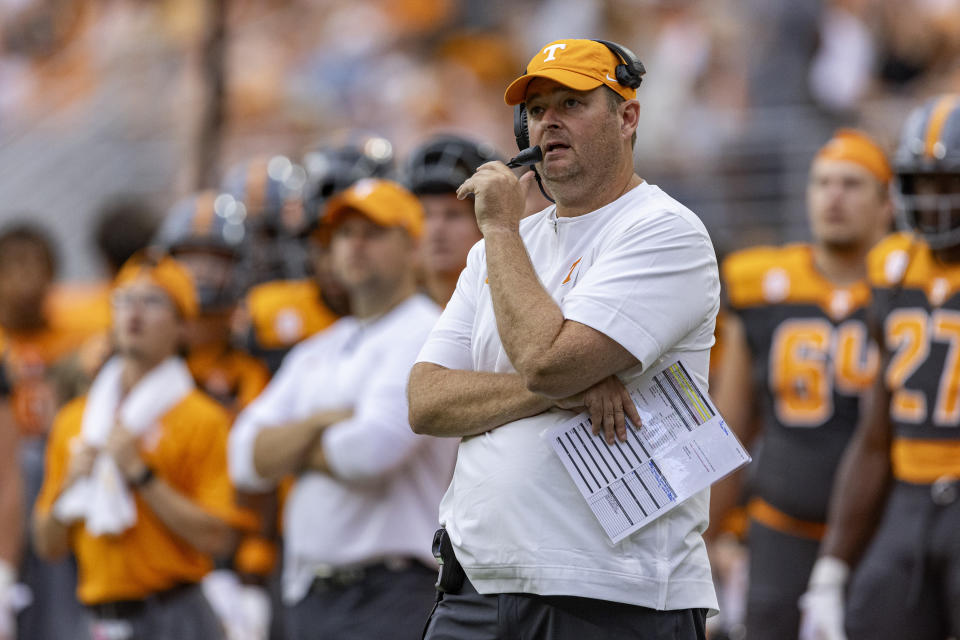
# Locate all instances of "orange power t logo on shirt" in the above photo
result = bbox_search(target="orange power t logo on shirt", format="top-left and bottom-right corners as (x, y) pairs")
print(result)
(562, 257), (583, 285)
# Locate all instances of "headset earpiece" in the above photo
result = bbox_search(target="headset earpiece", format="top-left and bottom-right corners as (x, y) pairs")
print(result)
(514, 103), (529, 152)
(592, 39), (646, 90)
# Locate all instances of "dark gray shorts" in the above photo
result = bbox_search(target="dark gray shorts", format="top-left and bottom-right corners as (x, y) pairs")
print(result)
(846, 481), (960, 640)
(422, 577), (707, 640)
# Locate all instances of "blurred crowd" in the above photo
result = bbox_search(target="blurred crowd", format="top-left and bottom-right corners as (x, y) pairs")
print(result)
(1, 1), (960, 639)
(3, 0), (960, 264)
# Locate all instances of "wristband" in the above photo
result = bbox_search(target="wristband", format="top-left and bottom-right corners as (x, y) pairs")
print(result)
(128, 465), (156, 489)
(807, 556), (849, 588)
(0, 558), (14, 592)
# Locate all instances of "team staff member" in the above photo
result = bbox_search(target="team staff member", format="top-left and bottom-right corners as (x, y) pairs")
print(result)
(801, 96), (960, 639)
(708, 130), (892, 639)
(225, 155), (344, 374)
(32, 253), (249, 640)
(233, 139), (393, 374)
(409, 39), (720, 639)
(229, 179), (457, 640)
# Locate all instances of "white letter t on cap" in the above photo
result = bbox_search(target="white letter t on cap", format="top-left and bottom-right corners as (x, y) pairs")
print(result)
(542, 43), (567, 62)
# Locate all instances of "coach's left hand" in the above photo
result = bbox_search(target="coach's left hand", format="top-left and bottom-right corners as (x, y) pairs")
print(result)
(556, 376), (643, 445)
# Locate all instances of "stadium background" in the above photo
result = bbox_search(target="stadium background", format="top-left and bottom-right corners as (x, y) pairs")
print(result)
(2, 0), (957, 279)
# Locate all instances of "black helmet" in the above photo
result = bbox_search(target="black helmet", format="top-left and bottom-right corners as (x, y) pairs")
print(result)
(154, 191), (246, 312)
(405, 134), (502, 196)
(220, 155), (309, 282)
(894, 94), (960, 249)
(220, 155), (308, 237)
(155, 190), (246, 256)
(302, 133), (395, 231)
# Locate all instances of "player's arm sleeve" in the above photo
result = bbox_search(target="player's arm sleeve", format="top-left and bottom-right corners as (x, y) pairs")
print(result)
(228, 350), (306, 492)
(561, 212), (720, 369)
(323, 327), (439, 483)
(415, 242), (482, 370)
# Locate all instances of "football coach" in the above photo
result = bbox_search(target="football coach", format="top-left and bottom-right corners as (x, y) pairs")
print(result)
(408, 38), (721, 640)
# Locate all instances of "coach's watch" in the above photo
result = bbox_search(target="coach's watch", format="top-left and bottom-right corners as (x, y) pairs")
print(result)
(128, 465), (156, 489)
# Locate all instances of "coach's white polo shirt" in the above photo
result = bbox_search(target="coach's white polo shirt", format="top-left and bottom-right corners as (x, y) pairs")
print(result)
(417, 182), (720, 613)
(229, 294), (458, 604)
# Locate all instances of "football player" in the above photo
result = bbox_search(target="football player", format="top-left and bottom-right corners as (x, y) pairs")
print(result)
(223, 155), (339, 373)
(710, 130), (893, 639)
(155, 190), (270, 414)
(404, 134), (501, 305)
(233, 138), (393, 373)
(801, 95), (960, 640)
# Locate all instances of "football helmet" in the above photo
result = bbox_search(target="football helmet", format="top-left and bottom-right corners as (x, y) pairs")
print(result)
(154, 190), (246, 312)
(221, 155), (308, 283)
(404, 134), (502, 196)
(301, 133), (395, 232)
(894, 94), (960, 249)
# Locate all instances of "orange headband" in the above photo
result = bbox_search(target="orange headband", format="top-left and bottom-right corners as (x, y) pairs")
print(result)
(814, 129), (892, 184)
(114, 252), (199, 320)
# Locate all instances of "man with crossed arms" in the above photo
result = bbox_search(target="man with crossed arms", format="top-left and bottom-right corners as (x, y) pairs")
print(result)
(409, 38), (720, 640)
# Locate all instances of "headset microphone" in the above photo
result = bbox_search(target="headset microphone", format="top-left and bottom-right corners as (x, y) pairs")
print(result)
(506, 146), (543, 168)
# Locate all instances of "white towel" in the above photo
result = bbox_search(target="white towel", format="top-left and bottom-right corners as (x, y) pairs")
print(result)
(53, 356), (195, 536)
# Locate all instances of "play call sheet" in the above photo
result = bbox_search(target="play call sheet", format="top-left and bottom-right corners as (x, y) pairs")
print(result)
(547, 360), (751, 543)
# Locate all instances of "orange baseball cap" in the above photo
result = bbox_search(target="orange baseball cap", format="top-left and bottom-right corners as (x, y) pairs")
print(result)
(114, 251), (199, 320)
(814, 129), (892, 184)
(504, 39), (638, 106)
(324, 179), (424, 239)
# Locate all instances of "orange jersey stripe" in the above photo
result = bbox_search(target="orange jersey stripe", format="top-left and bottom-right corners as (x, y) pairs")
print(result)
(891, 438), (960, 484)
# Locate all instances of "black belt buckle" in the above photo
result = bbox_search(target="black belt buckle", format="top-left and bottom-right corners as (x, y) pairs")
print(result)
(931, 475), (958, 506)
(431, 528), (465, 594)
(312, 567), (365, 593)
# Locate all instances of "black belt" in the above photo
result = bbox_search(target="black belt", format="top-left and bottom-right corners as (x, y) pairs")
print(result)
(87, 582), (197, 619)
(309, 558), (425, 593)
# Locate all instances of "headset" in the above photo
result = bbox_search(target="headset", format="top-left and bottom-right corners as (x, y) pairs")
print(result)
(507, 40), (645, 202)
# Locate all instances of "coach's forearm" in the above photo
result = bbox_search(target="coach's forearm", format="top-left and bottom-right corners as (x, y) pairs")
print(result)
(483, 227), (566, 377)
(482, 228), (639, 398)
(252, 409), (353, 481)
(408, 362), (553, 437)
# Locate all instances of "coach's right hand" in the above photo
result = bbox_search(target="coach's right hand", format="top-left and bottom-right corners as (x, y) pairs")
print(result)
(555, 376), (642, 445)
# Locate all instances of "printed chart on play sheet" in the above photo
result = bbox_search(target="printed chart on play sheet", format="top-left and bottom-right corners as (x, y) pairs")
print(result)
(547, 361), (751, 543)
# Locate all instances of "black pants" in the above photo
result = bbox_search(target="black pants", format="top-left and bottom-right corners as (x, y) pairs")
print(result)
(423, 577), (707, 640)
(86, 583), (223, 640)
(285, 563), (437, 640)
